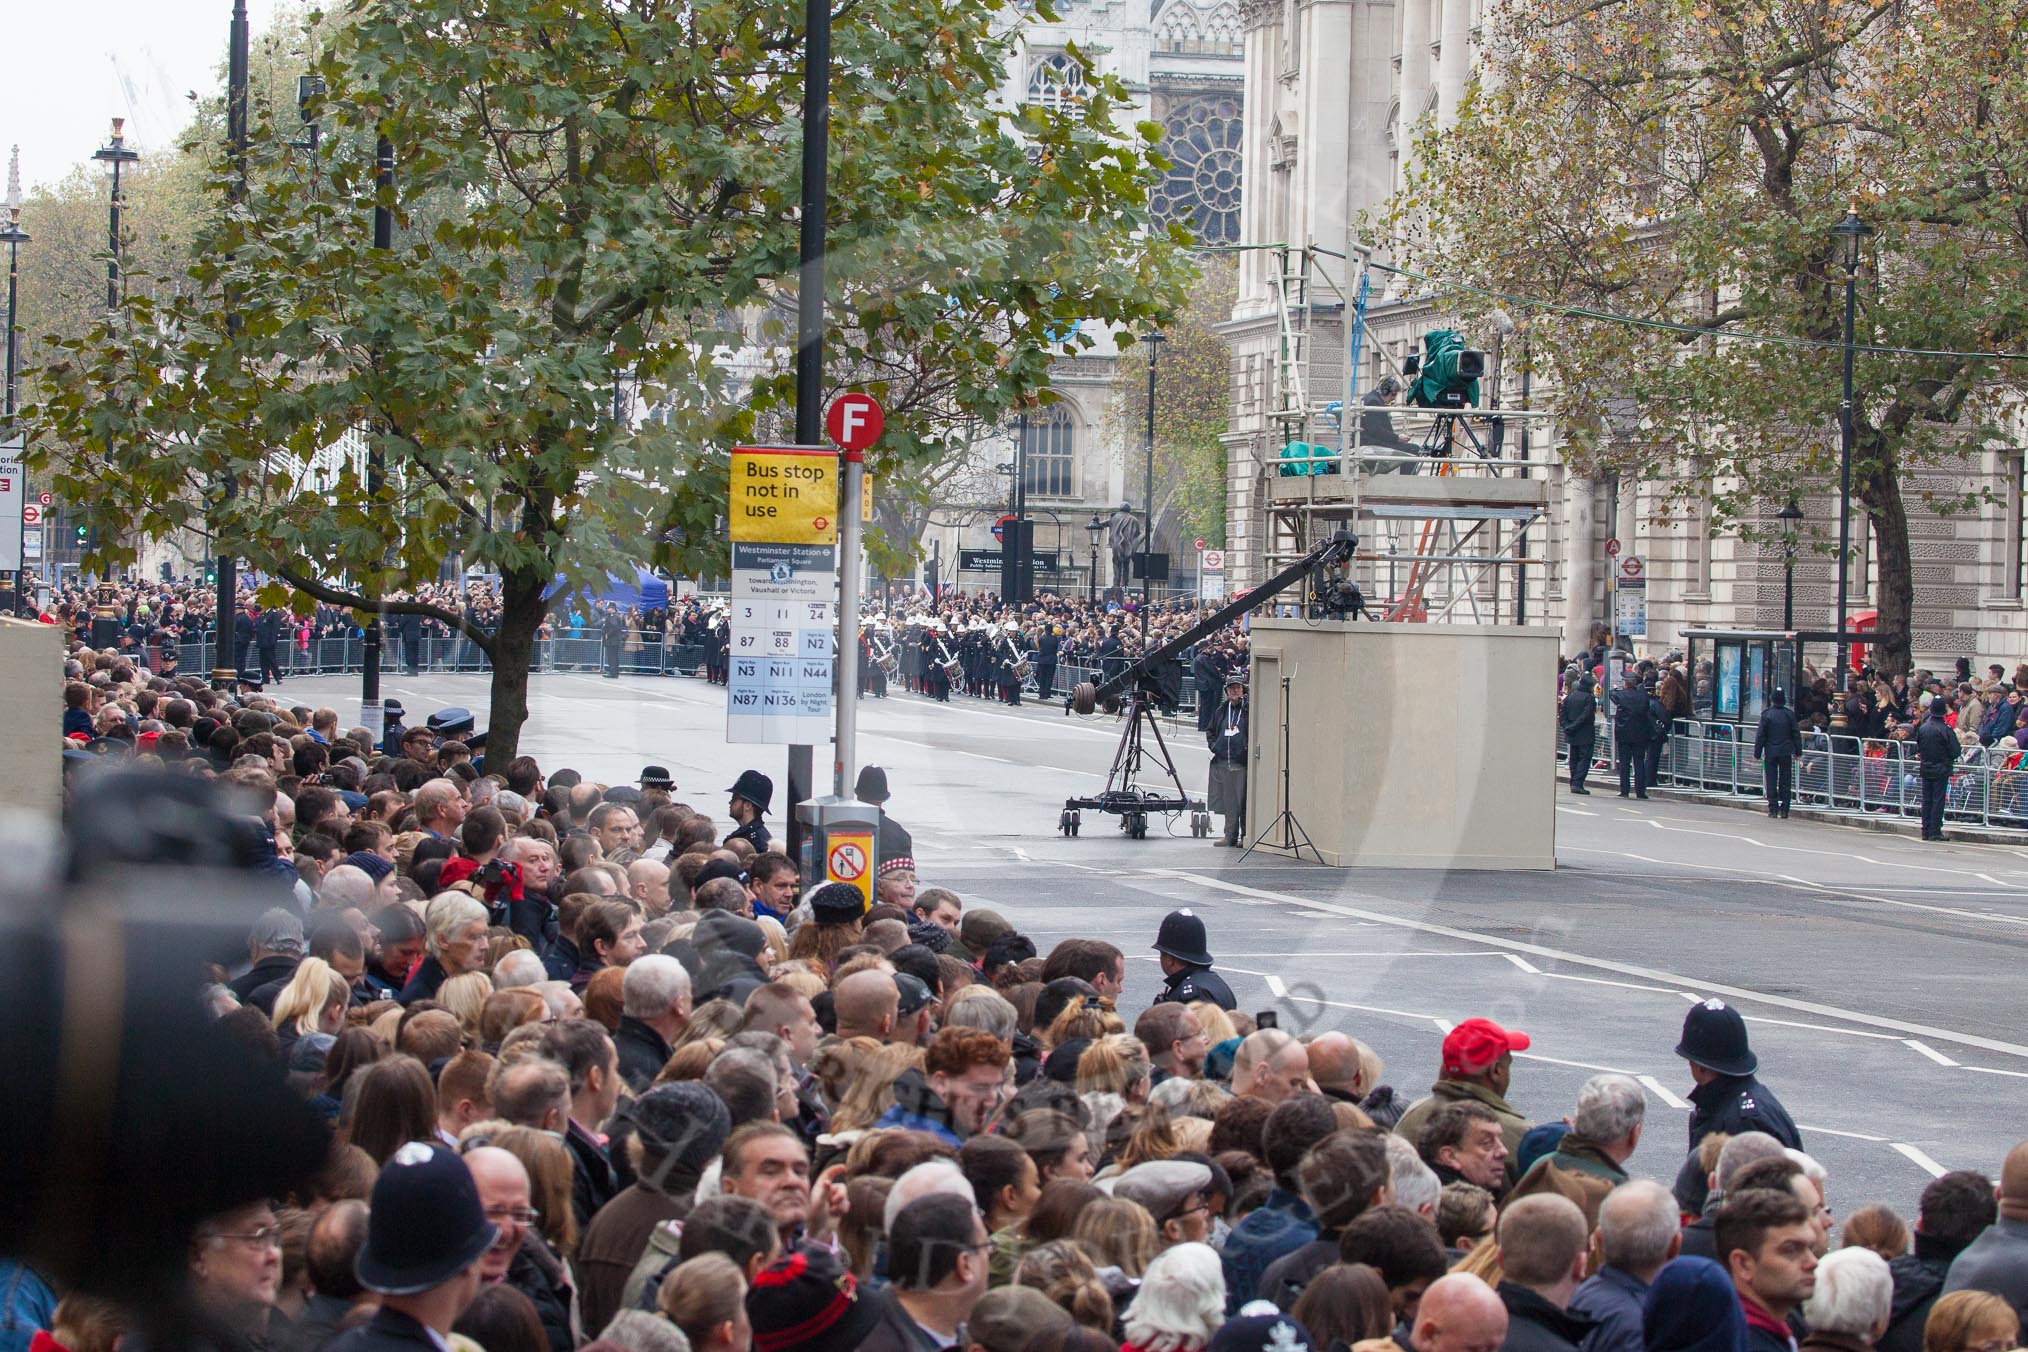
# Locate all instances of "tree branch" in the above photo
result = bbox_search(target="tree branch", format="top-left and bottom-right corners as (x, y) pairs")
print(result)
(272, 566), (498, 650)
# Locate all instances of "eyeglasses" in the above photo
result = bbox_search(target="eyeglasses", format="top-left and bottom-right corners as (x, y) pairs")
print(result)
(485, 1206), (540, 1225)
(205, 1226), (282, 1250)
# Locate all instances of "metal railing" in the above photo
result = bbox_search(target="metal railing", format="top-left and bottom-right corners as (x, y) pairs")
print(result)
(1556, 714), (2021, 830)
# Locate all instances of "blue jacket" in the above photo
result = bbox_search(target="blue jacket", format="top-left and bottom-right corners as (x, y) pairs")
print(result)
(1571, 1264), (1649, 1352)
(1220, 1188), (1316, 1315)
(0, 1263), (54, 1352)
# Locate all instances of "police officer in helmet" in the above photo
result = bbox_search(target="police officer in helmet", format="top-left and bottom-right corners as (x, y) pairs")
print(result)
(1148, 909), (1236, 1011)
(1672, 998), (1802, 1215)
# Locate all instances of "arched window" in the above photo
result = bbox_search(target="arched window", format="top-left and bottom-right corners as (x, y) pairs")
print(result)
(1202, 3), (1243, 50)
(1153, 2), (1205, 52)
(1026, 54), (1091, 112)
(1152, 96), (1244, 245)
(1021, 407), (1077, 498)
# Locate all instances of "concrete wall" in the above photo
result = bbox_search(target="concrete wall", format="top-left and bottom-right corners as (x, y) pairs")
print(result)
(0, 618), (65, 819)
(1246, 618), (1557, 867)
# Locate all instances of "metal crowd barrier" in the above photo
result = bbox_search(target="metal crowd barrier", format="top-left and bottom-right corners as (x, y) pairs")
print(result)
(1555, 712), (2022, 830)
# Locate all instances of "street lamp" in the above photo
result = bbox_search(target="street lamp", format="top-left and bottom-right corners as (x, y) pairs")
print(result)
(1, 203), (27, 424)
(1777, 499), (1804, 632)
(91, 120), (140, 312)
(1830, 206), (1872, 698)
(1140, 332), (1164, 635)
(1085, 512), (1105, 604)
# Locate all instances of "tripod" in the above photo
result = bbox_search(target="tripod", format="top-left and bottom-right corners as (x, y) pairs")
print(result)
(1241, 674), (1321, 862)
(1418, 408), (1493, 460)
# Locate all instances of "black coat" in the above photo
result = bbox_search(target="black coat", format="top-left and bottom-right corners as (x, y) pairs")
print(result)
(568, 1120), (621, 1229)
(1879, 1239), (1956, 1352)
(725, 816), (772, 852)
(1916, 715), (1957, 777)
(325, 1308), (442, 1352)
(1152, 962), (1236, 1010)
(1207, 699), (1248, 764)
(1755, 705), (1802, 759)
(1497, 1281), (1596, 1352)
(613, 1015), (673, 1093)
(1674, 1072), (1802, 1213)
(1560, 686), (1597, 741)
(256, 609), (285, 645)
(1610, 686), (1653, 745)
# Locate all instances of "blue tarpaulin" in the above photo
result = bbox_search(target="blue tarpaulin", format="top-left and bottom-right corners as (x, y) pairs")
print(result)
(545, 566), (671, 613)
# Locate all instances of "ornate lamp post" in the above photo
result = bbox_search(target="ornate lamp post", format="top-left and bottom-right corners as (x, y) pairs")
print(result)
(1778, 499), (1803, 632)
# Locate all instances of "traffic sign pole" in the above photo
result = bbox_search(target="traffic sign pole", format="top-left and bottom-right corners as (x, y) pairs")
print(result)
(824, 392), (882, 799)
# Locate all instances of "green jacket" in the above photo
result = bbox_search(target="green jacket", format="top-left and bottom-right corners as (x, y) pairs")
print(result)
(1393, 1079), (1535, 1185)
(1545, 1135), (1630, 1186)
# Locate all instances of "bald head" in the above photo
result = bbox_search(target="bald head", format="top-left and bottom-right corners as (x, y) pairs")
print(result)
(1234, 1028), (1312, 1104)
(463, 1144), (530, 1195)
(1410, 1273), (1509, 1352)
(834, 968), (900, 1040)
(1307, 1031), (1365, 1095)
(2001, 1141), (2028, 1220)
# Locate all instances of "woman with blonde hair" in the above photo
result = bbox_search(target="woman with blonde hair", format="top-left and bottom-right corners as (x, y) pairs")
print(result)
(671, 998), (744, 1048)
(435, 971), (494, 1040)
(1044, 997), (1123, 1052)
(826, 1043), (927, 1135)
(1073, 1196), (1159, 1279)
(269, 958), (351, 1047)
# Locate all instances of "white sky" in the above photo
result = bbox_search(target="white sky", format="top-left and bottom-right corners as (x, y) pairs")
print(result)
(4, 0), (286, 194)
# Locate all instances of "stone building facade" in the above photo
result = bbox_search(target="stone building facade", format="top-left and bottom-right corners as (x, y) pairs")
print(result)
(915, 0), (1253, 596)
(1219, 0), (2028, 669)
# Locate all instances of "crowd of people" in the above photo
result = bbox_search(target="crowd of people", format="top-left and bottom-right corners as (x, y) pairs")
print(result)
(17, 630), (2028, 1352)
(9, 575), (1248, 710)
(1555, 623), (2028, 838)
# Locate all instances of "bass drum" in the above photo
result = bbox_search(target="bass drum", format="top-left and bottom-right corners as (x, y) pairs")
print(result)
(1010, 658), (1033, 681)
(877, 650), (901, 680)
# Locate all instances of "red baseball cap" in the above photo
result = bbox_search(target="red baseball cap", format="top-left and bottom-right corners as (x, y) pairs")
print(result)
(1442, 1017), (1530, 1076)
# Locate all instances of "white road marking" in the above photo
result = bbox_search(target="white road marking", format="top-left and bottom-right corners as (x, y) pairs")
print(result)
(1540, 972), (1690, 996)
(1517, 1051), (1635, 1074)
(1743, 1015), (1900, 1041)
(1556, 806), (1598, 817)
(1264, 974), (1288, 997)
(1157, 869), (2028, 1060)
(1963, 1064), (2028, 1079)
(1801, 1124), (1890, 1143)
(1504, 954), (1543, 974)
(1892, 1143), (1950, 1177)
(1903, 1040), (1959, 1067)
(1637, 1075), (1690, 1110)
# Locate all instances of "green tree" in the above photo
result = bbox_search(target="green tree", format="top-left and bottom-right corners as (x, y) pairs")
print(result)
(31, 0), (1188, 760)
(1386, 0), (2028, 674)
(1105, 257), (1233, 549)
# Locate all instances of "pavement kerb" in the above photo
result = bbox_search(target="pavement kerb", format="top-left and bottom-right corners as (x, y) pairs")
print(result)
(1566, 776), (2028, 846)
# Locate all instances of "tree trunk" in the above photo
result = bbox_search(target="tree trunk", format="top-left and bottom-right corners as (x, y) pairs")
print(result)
(1859, 453), (1914, 678)
(483, 565), (548, 766)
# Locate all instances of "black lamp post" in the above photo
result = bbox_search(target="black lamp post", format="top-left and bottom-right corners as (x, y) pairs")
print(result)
(1140, 332), (1164, 635)
(1778, 499), (1803, 632)
(213, 0), (250, 691)
(91, 120), (140, 312)
(1, 204), (26, 424)
(1085, 512), (1104, 604)
(1830, 207), (1872, 699)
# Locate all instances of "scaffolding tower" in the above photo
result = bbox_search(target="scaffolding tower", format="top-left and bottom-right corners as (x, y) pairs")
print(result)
(1255, 239), (1557, 624)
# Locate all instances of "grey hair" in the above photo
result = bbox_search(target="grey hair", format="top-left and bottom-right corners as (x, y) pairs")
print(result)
(423, 892), (489, 956)
(1802, 1247), (1892, 1336)
(493, 949), (548, 989)
(1148, 1076), (1233, 1121)
(883, 1159), (975, 1234)
(943, 986), (1018, 1041)
(1122, 1242), (1226, 1349)
(1715, 1132), (1788, 1191)
(1785, 1148), (1828, 1187)
(1599, 1180), (1679, 1272)
(599, 1308), (692, 1352)
(494, 790), (530, 823)
(1573, 1074), (1646, 1144)
(317, 863), (378, 911)
(1385, 1132), (1442, 1216)
(622, 955), (693, 1019)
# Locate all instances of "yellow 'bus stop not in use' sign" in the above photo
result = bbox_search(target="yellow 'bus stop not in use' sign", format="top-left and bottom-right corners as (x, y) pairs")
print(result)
(730, 446), (839, 545)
